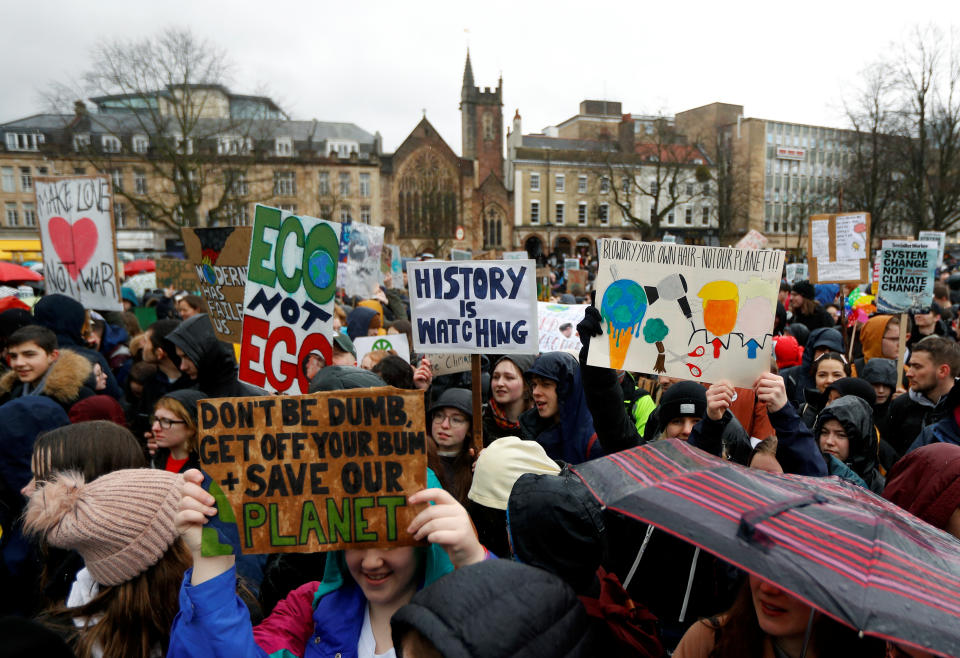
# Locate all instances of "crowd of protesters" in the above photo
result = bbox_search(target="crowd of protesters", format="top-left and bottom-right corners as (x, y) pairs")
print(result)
(0, 257), (959, 658)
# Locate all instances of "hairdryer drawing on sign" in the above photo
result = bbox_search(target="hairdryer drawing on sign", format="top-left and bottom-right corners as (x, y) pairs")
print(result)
(646, 273), (694, 332)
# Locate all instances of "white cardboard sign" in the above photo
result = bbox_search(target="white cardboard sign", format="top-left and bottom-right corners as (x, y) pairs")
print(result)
(354, 334), (411, 366)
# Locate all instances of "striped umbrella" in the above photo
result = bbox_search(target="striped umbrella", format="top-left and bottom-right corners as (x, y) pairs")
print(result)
(570, 439), (960, 657)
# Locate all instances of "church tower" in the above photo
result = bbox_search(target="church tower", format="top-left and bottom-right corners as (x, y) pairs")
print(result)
(459, 50), (504, 184)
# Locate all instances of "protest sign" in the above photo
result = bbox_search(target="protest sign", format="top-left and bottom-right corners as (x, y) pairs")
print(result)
(876, 240), (938, 313)
(406, 260), (539, 354)
(155, 257), (198, 292)
(425, 353), (472, 376)
(342, 222), (384, 298)
(735, 229), (769, 250)
(239, 205), (340, 395)
(537, 266), (552, 301)
(538, 302), (588, 353)
(918, 230), (946, 265)
(567, 269), (588, 297)
(451, 249), (472, 261)
(35, 176), (122, 310)
(354, 334), (411, 365)
(807, 213), (871, 285)
(389, 245), (403, 280)
(182, 226), (252, 342)
(198, 386), (428, 555)
(588, 239), (784, 387)
(785, 263), (808, 284)
(564, 257), (580, 271)
(503, 250), (528, 260)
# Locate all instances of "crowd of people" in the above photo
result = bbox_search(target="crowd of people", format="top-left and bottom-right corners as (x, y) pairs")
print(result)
(0, 263), (959, 658)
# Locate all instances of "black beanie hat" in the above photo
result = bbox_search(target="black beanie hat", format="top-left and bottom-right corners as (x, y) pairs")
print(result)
(428, 387), (473, 419)
(657, 381), (707, 433)
(791, 280), (816, 300)
(162, 389), (207, 426)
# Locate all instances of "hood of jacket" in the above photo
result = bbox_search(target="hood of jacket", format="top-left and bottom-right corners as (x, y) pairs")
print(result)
(166, 314), (248, 396)
(32, 294), (87, 347)
(861, 358), (897, 390)
(308, 365), (385, 393)
(520, 351), (600, 464)
(883, 443), (960, 531)
(800, 327), (844, 372)
(345, 306), (378, 341)
(860, 314), (895, 362)
(814, 395), (879, 481)
(814, 283), (840, 307)
(391, 559), (596, 658)
(0, 395), (70, 493)
(0, 349), (92, 406)
(507, 470), (605, 593)
(100, 322), (129, 355)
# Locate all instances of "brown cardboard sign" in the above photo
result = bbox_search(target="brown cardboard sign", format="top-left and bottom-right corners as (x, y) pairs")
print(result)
(182, 226), (252, 342)
(155, 257), (199, 293)
(567, 269), (588, 297)
(198, 386), (428, 555)
(806, 213), (871, 285)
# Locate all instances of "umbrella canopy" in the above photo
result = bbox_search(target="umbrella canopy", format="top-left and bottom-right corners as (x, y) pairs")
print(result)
(123, 272), (156, 299)
(570, 439), (960, 657)
(124, 259), (155, 275)
(0, 261), (43, 282)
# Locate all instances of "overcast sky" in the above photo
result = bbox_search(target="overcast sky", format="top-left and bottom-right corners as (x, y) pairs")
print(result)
(3, 0), (954, 152)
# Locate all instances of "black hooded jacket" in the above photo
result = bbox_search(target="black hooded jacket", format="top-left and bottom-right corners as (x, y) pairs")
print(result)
(780, 326), (844, 407)
(166, 314), (264, 398)
(813, 396), (886, 494)
(32, 294), (123, 400)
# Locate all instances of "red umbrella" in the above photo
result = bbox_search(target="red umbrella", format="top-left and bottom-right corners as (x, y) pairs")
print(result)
(124, 259), (156, 275)
(0, 261), (43, 282)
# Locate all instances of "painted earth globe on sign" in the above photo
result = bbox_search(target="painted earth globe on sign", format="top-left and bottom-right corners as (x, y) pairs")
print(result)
(307, 249), (335, 289)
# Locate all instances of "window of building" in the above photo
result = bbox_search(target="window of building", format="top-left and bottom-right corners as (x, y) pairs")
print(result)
(667, 212), (675, 225)
(360, 206), (371, 223)
(22, 202), (36, 226)
(702, 182), (711, 195)
(137, 212), (149, 228)
(109, 168), (122, 192)
(219, 135), (252, 155)
(115, 202), (126, 228)
(320, 205), (332, 219)
(359, 173), (371, 197)
(229, 171), (248, 197)
(686, 183), (694, 196)
(134, 170), (147, 195)
(340, 206), (352, 223)
(578, 175), (587, 193)
(174, 135), (193, 155)
(530, 173), (540, 191)
(37, 167), (47, 175)
(555, 174), (565, 192)
(5, 132), (44, 151)
(622, 176), (630, 194)
(339, 172), (351, 196)
(229, 203), (250, 226)
(599, 203), (609, 225)
(275, 137), (293, 156)
(102, 135), (122, 153)
(19, 167), (32, 192)
(530, 200), (540, 224)
(649, 207), (656, 223)
(318, 171), (330, 195)
(5, 203), (18, 226)
(274, 171), (296, 196)
(1, 167), (13, 193)
(578, 202), (587, 225)
(555, 202), (564, 224)
(701, 206), (710, 225)
(133, 135), (149, 154)
(650, 179), (659, 195)
(73, 167), (86, 175)
(600, 176), (610, 194)
(685, 208), (693, 225)
(279, 204), (298, 214)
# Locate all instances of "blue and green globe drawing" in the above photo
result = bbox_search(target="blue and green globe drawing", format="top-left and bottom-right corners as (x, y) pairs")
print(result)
(307, 249), (335, 289)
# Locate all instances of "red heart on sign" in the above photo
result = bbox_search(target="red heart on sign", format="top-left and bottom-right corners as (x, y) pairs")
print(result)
(48, 216), (99, 280)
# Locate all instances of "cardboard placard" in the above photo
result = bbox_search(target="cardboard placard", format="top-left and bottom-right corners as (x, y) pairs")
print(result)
(34, 176), (122, 310)
(503, 250), (528, 260)
(735, 229), (770, 250)
(199, 386), (427, 555)
(807, 212), (871, 285)
(876, 240), (938, 313)
(342, 222), (384, 298)
(918, 230), (946, 265)
(239, 205), (340, 395)
(354, 334), (411, 365)
(424, 353), (472, 376)
(567, 269), (588, 297)
(155, 257), (199, 292)
(451, 249), (473, 261)
(588, 239), (784, 388)
(406, 260), (539, 355)
(785, 263), (808, 284)
(182, 225), (252, 342)
(538, 302), (588, 353)
(564, 257), (580, 271)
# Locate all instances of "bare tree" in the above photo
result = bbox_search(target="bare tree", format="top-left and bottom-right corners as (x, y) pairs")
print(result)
(47, 27), (278, 231)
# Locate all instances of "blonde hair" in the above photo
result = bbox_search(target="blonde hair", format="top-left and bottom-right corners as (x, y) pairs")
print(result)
(154, 397), (198, 453)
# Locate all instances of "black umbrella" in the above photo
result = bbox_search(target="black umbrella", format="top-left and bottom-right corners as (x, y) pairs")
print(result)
(570, 439), (960, 657)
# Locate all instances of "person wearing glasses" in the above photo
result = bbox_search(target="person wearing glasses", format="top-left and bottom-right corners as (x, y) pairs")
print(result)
(148, 389), (206, 473)
(427, 388), (475, 504)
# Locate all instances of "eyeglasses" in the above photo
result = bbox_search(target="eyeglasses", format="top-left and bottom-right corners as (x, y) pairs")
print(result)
(432, 411), (468, 427)
(151, 416), (187, 430)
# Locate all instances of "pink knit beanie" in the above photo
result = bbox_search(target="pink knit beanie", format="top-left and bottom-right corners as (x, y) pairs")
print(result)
(23, 469), (185, 586)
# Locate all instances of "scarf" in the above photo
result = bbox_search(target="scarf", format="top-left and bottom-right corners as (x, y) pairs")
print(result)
(488, 397), (521, 431)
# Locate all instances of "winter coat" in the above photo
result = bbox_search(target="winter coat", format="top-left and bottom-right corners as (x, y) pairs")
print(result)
(790, 302), (834, 332)
(519, 352), (604, 464)
(907, 379), (960, 453)
(687, 410), (753, 465)
(780, 327), (844, 406)
(0, 350), (96, 413)
(345, 307), (378, 341)
(884, 443), (960, 531)
(391, 560), (601, 658)
(887, 389), (940, 455)
(32, 294), (123, 400)
(768, 403), (828, 477)
(167, 314), (264, 398)
(853, 314), (898, 376)
(813, 396), (885, 494)
(168, 472), (457, 658)
(861, 358), (898, 449)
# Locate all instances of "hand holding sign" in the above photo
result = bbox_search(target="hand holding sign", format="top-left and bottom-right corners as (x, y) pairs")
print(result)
(407, 488), (485, 568)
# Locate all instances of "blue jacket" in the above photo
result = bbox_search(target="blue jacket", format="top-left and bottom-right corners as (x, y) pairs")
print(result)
(909, 412), (960, 453)
(766, 403), (828, 477)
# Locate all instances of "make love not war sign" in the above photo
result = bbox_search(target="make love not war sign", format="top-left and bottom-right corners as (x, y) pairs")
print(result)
(239, 205), (341, 395)
(198, 387), (428, 555)
(35, 176), (122, 310)
(406, 260), (539, 354)
(588, 239), (784, 388)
